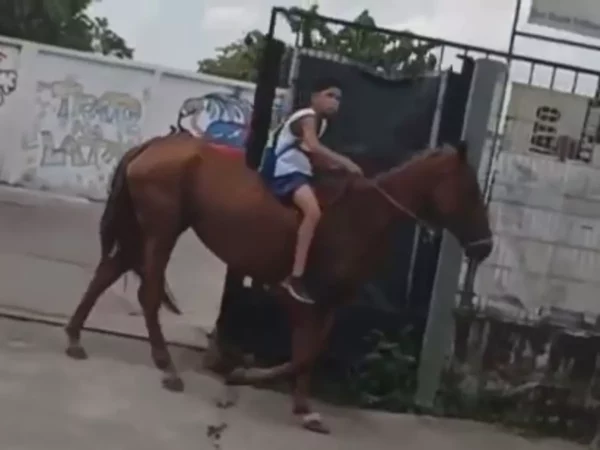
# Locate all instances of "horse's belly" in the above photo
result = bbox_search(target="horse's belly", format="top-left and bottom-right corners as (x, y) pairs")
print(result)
(192, 171), (297, 280)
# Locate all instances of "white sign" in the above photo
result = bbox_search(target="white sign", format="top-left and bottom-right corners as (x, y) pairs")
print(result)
(528, 0), (600, 40)
(505, 83), (594, 164)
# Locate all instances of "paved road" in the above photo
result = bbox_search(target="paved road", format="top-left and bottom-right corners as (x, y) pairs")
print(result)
(0, 185), (225, 347)
(0, 317), (585, 450)
(0, 185), (588, 449)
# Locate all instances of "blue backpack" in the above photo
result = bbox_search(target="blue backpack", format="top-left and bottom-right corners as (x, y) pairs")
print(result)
(259, 110), (325, 180)
(258, 123), (297, 180)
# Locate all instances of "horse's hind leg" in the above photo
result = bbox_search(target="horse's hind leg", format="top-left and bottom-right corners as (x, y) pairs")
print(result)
(139, 235), (183, 392)
(131, 267), (181, 316)
(65, 252), (129, 359)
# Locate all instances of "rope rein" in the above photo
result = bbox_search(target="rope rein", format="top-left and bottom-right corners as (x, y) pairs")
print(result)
(371, 180), (492, 250)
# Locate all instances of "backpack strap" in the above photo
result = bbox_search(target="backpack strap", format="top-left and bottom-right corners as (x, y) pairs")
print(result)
(259, 108), (314, 178)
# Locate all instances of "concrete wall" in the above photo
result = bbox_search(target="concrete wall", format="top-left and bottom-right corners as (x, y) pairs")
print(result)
(0, 36), (286, 200)
(475, 83), (600, 316)
(476, 149), (600, 316)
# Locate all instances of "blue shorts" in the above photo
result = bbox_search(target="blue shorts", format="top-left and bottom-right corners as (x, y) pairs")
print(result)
(267, 173), (312, 203)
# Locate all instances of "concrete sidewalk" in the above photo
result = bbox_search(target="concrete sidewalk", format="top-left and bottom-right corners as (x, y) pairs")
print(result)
(0, 317), (584, 450)
(0, 185), (225, 348)
(0, 186), (588, 450)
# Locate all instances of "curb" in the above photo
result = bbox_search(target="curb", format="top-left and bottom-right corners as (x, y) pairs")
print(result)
(0, 306), (208, 353)
(0, 185), (94, 206)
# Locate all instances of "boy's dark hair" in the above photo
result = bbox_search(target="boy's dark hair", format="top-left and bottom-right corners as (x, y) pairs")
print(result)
(310, 76), (343, 94)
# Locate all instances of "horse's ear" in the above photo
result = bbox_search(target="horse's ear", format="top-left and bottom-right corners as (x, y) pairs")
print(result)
(456, 140), (468, 162)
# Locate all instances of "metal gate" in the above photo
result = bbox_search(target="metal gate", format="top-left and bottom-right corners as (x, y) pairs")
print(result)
(291, 48), (475, 365)
(213, 6), (600, 427)
(216, 7), (476, 366)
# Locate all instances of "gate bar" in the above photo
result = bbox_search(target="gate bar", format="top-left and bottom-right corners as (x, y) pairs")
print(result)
(515, 30), (600, 53)
(271, 6), (600, 77)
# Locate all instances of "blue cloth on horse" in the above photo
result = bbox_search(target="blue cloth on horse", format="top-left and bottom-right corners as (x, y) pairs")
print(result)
(266, 172), (312, 203)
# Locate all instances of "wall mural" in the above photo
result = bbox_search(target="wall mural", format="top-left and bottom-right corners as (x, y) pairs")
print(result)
(175, 87), (285, 151)
(0, 50), (17, 107)
(20, 76), (146, 193)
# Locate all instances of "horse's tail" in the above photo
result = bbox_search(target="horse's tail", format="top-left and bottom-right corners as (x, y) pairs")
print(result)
(99, 137), (182, 315)
(99, 142), (147, 258)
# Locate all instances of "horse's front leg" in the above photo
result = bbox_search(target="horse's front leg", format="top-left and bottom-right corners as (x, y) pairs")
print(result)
(291, 309), (335, 434)
(227, 301), (335, 433)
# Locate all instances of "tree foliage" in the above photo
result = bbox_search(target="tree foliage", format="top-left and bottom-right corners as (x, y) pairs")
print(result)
(197, 30), (265, 83)
(0, 0), (133, 58)
(197, 6), (437, 83)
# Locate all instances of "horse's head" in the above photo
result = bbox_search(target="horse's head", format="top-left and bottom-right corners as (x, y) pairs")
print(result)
(378, 142), (492, 262)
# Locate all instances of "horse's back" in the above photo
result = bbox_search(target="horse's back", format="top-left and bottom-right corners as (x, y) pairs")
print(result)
(122, 134), (362, 283)
(125, 134), (296, 280)
(126, 133), (205, 185)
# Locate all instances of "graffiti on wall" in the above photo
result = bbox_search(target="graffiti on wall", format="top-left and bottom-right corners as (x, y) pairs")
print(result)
(0, 50), (17, 107)
(175, 86), (285, 150)
(21, 76), (145, 190)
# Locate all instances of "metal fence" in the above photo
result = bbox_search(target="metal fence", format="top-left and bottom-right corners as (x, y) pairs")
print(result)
(246, 7), (600, 439)
(269, 8), (475, 321)
(220, 6), (600, 371)
(266, 7), (600, 312)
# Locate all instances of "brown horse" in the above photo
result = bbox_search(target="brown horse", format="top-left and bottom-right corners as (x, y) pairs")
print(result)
(64, 130), (492, 433)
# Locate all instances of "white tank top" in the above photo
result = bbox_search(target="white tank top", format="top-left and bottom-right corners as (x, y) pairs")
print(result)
(270, 108), (327, 177)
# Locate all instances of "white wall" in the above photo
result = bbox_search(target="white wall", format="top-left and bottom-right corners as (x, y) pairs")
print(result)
(475, 82), (600, 316)
(0, 36), (286, 200)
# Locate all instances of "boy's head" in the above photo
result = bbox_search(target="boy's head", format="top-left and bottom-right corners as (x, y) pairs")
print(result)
(310, 77), (342, 117)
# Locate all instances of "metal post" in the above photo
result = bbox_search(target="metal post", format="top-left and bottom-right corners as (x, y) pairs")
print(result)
(218, 14), (285, 345)
(508, 0), (522, 55)
(404, 71), (449, 302)
(462, 0), (522, 315)
(414, 231), (463, 410)
(415, 59), (508, 410)
(267, 7), (277, 40)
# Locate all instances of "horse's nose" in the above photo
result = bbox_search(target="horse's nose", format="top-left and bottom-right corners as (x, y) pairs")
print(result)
(465, 239), (493, 262)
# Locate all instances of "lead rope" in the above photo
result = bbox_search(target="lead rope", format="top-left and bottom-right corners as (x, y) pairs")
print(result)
(370, 180), (436, 233)
(370, 180), (492, 250)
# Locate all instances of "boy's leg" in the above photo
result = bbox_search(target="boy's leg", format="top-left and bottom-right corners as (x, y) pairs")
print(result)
(283, 184), (321, 303)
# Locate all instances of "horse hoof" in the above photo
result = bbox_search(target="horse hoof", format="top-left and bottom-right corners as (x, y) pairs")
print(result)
(301, 413), (330, 434)
(65, 345), (88, 360)
(202, 349), (224, 372)
(154, 358), (170, 371)
(225, 368), (247, 385)
(152, 351), (171, 371)
(162, 375), (184, 393)
(215, 386), (239, 409)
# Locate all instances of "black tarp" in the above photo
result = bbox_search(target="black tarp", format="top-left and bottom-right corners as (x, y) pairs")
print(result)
(294, 54), (440, 164)
(295, 53), (440, 315)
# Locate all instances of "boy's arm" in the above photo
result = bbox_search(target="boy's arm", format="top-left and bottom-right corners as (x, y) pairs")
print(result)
(298, 116), (363, 175)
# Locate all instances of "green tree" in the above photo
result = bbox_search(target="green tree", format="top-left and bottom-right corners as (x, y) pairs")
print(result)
(197, 6), (437, 83)
(197, 30), (265, 83)
(0, 0), (133, 58)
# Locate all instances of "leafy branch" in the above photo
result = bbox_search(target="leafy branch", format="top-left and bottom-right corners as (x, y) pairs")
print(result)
(197, 6), (438, 83)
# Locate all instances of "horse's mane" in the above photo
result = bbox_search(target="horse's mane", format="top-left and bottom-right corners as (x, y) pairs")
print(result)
(374, 146), (451, 181)
(168, 125), (193, 136)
